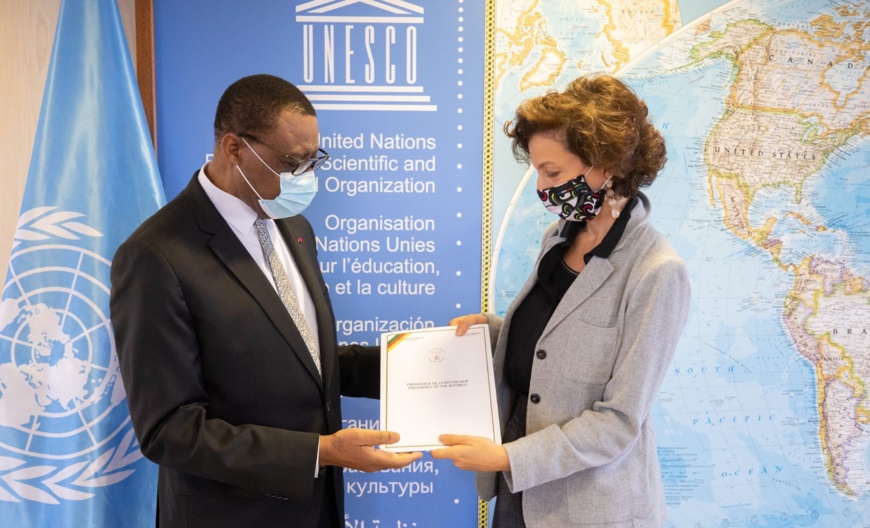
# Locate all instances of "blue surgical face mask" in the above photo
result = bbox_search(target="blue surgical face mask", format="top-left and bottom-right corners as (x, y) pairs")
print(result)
(237, 138), (318, 219)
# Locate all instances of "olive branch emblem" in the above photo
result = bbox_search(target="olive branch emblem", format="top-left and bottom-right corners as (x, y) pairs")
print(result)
(12, 207), (103, 248)
(0, 429), (144, 503)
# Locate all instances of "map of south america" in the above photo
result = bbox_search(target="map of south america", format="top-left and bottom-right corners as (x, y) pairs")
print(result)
(784, 257), (870, 495)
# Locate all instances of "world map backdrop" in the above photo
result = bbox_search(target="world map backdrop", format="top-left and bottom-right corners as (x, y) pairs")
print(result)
(490, 0), (870, 526)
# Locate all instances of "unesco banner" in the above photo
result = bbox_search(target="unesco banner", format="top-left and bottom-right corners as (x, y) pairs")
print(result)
(154, 1), (486, 526)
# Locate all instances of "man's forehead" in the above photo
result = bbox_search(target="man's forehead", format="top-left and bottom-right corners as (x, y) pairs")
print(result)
(267, 111), (319, 154)
(273, 107), (316, 127)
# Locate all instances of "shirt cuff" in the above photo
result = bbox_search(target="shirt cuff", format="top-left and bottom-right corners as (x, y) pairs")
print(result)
(315, 436), (321, 477)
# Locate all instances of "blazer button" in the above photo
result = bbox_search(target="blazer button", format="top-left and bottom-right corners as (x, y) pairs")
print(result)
(536, 350), (547, 359)
(530, 393), (541, 404)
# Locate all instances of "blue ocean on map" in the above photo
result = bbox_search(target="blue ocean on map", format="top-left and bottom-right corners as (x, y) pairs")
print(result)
(803, 143), (870, 275)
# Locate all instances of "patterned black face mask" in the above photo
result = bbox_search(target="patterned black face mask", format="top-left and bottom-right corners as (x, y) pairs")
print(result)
(537, 167), (607, 222)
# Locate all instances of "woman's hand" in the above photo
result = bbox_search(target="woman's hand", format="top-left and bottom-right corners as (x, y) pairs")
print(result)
(430, 434), (510, 472)
(449, 314), (488, 336)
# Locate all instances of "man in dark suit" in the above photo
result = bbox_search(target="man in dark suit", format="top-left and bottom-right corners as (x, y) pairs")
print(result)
(110, 74), (420, 528)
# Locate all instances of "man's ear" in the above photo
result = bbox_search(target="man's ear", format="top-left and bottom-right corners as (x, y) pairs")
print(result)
(220, 133), (243, 165)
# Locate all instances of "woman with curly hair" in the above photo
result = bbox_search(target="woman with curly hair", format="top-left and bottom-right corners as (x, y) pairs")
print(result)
(433, 74), (691, 528)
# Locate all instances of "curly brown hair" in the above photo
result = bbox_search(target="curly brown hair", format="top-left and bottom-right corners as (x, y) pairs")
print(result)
(505, 74), (666, 198)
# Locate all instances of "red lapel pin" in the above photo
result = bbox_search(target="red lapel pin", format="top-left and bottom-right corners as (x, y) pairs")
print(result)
(297, 237), (303, 243)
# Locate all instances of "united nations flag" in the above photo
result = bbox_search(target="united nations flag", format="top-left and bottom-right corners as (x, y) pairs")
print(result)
(0, 0), (165, 526)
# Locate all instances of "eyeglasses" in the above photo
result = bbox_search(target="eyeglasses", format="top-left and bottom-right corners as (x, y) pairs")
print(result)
(238, 133), (330, 176)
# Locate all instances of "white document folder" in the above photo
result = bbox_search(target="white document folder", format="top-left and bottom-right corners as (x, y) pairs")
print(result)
(379, 324), (501, 452)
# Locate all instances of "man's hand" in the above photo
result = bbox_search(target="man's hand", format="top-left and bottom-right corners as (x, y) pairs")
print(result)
(448, 314), (488, 336)
(430, 434), (510, 472)
(319, 429), (422, 472)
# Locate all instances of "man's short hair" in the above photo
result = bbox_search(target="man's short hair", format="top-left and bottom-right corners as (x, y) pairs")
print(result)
(213, 74), (316, 142)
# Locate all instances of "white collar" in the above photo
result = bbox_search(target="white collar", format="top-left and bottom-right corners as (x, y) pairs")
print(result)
(197, 162), (261, 235)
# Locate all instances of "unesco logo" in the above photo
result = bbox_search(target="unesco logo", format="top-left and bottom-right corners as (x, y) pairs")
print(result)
(0, 208), (141, 504)
(295, 0), (435, 112)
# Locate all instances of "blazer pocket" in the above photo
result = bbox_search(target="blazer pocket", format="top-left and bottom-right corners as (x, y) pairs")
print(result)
(556, 319), (619, 385)
(567, 448), (650, 524)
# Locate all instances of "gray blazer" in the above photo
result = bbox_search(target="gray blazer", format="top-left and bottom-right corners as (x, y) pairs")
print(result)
(478, 193), (690, 527)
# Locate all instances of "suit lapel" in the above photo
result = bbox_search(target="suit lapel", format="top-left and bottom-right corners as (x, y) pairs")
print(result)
(513, 197), (649, 343)
(499, 226), (563, 352)
(276, 218), (336, 390)
(184, 176), (324, 389)
(542, 257), (613, 339)
(545, 196), (649, 334)
(531, 222), (615, 340)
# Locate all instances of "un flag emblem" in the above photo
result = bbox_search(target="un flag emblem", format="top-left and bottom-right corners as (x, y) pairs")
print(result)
(0, 208), (142, 504)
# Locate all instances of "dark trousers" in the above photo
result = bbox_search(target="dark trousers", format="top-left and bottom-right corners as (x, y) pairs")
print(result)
(492, 397), (527, 528)
(318, 470), (339, 528)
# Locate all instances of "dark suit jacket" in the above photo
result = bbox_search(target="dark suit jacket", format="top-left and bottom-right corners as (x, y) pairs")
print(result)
(110, 174), (378, 528)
